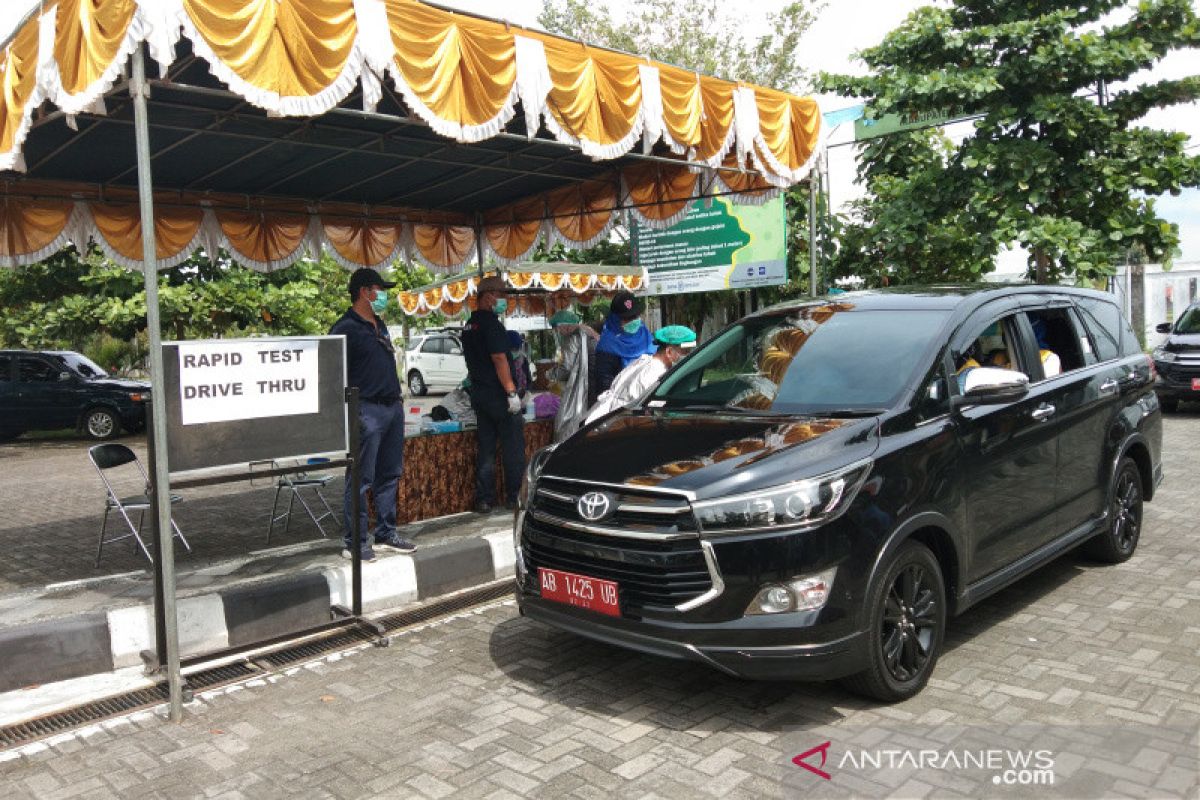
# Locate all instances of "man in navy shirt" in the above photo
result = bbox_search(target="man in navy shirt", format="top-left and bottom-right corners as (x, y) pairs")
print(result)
(330, 268), (415, 560)
(461, 275), (525, 513)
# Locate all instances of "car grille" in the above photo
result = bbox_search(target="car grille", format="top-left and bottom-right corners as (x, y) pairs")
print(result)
(520, 477), (711, 615)
(1158, 355), (1200, 382)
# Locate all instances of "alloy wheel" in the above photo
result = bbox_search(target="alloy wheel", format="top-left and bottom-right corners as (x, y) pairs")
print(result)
(86, 409), (116, 439)
(1111, 467), (1142, 554)
(881, 564), (938, 683)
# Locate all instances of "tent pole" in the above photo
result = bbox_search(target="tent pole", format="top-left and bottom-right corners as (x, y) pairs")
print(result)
(808, 173), (818, 297)
(131, 46), (184, 723)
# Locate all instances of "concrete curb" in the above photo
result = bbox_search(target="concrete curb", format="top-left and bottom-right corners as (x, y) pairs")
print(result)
(0, 530), (515, 694)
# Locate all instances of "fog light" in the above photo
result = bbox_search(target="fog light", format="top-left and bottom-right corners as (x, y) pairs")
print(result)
(745, 567), (837, 615)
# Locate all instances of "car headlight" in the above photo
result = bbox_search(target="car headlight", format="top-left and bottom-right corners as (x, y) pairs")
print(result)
(1152, 348), (1176, 363)
(692, 459), (872, 536)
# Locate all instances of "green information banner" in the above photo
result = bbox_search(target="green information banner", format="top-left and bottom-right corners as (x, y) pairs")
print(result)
(632, 196), (786, 296)
(853, 107), (964, 141)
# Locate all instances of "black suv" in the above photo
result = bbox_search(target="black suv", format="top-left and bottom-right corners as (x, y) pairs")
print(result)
(514, 286), (1161, 701)
(0, 350), (150, 441)
(1152, 302), (1200, 412)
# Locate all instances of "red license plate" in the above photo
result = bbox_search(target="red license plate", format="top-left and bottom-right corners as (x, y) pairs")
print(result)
(1192, 378), (1200, 391)
(538, 568), (620, 617)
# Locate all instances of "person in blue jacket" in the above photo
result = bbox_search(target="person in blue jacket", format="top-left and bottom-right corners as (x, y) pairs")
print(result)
(594, 291), (656, 396)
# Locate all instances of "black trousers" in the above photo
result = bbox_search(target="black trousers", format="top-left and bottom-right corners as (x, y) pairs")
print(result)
(470, 392), (526, 505)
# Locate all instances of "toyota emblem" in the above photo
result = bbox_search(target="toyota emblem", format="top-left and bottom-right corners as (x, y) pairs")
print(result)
(577, 491), (613, 522)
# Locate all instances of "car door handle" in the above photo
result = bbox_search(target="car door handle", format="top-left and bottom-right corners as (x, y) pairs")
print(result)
(1030, 403), (1056, 421)
(1100, 379), (1119, 395)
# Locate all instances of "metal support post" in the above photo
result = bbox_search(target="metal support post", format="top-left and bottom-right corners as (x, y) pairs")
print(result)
(347, 388), (363, 617)
(808, 174), (818, 297)
(131, 46), (183, 722)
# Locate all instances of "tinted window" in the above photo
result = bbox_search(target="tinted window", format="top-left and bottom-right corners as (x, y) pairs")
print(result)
(18, 357), (59, 382)
(1175, 306), (1200, 335)
(58, 352), (107, 378)
(0, 354), (11, 382)
(421, 338), (445, 354)
(405, 339), (422, 352)
(653, 306), (950, 414)
(1074, 297), (1122, 362)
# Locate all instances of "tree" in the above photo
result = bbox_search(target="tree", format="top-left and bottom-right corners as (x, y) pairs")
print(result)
(538, 0), (820, 93)
(822, 0), (1200, 285)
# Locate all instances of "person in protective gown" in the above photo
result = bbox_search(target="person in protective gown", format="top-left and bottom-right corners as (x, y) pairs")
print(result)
(585, 326), (697, 424)
(548, 310), (597, 442)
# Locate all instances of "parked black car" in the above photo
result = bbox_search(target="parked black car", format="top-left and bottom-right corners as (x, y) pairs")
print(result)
(514, 286), (1161, 701)
(0, 350), (150, 441)
(1151, 302), (1200, 412)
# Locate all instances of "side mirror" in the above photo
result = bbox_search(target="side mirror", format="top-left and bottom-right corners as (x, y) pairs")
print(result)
(449, 347), (462, 355)
(58, 371), (73, 382)
(1156, 322), (1173, 334)
(950, 367), (1030, 411)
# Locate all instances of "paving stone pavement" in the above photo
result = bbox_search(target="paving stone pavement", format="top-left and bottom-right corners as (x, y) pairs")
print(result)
(1, 412), (1199, 799)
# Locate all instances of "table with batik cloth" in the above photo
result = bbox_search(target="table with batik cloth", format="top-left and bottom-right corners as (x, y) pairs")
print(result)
(387, 418), (553, 524)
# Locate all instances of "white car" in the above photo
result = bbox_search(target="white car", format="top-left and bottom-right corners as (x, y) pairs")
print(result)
(402, 331), (538, 396)
(403, 332), (467, 396)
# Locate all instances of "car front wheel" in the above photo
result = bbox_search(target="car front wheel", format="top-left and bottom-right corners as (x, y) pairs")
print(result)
(843, 541), (946, 703)
(84, 407), (121, 440)
(1083, 456), (1142, 564)
(407, 370), (427, 396)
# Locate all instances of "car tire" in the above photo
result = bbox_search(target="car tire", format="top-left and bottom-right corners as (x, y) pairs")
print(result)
(1083, 456), (1142, 564)
(842, 541), (946, 703)
(408, 370), (428, 397)
(83, 406), (121, 440)
(1159, 397), (1178, 413)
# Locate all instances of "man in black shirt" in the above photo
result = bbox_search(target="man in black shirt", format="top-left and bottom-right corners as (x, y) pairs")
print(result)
(461, 275), (525, 513)
(329, 268), (415, 560)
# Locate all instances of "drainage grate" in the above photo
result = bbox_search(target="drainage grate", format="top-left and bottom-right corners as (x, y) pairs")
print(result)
(0, 580), (513, 751)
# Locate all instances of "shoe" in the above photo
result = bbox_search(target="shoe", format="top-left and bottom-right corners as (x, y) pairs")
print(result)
(340, 547), (377, 562)
(474, 501), (493, 514)
(376, 535), (417, 554)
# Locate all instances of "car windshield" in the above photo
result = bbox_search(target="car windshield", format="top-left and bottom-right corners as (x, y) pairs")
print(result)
(1174, 306), (1200, 335)
(58, 352), (108, 379)
(651, 305), (949, 415)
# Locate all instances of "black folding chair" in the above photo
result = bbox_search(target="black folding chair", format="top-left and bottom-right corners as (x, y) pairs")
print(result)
(88, 443), (189, 566)
(251, 459), (340, 544)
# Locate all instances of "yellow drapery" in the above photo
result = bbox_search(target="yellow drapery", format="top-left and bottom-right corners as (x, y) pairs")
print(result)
(181, 0), (358, 99)
(623, 163), (698, 223)
(322, 217), (403, 267)
(411, 222), (475, 270)
(537, 35), (642, 150)
(386, 2), (517, 130)
(755, 91), (822, 175)
(0, 22), (39, 156)
(216, 208), (309, 265)
(484, 197), (543, 262)
(90, 203), (204, 261)
(0, 196), (72, 259)
(696, 77), (737, 162)
(545, 180), (616, 245)
(53, 0), (137, 97)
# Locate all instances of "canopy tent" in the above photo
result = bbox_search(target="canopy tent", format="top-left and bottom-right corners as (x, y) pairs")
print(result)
(0, 0), (823, 275)
(397, 261), (645, 318)
(0, 0), (824, 720)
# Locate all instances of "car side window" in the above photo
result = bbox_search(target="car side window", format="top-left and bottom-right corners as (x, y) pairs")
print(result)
(1024, 307), (1086, 379)
(953, 313), (1025, 393)
(1074, 297), (1122, 362)
(18, 357), (59, 382)
(0, 354), (11, 382)
(916, 359), (951, 420)
(421, 338), (444, 355)
(404, 339), (422, 352)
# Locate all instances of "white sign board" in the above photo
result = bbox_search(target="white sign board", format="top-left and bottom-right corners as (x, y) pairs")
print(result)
(177, 339), (320, 425)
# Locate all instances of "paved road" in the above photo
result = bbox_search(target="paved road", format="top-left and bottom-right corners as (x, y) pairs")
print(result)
(2, 413), (1199, 799)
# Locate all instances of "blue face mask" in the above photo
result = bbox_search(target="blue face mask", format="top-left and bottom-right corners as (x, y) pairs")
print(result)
(493, 298), (508, 315)
(369, 290), (388, 314)
(622, 319), (642, 335)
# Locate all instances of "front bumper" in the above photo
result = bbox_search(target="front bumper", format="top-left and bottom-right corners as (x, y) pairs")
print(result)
(516, 590), (867, 681)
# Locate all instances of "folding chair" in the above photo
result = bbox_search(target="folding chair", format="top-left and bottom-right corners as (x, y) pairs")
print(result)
(251, 459), (340, 544)
(88, 443), (190, 566)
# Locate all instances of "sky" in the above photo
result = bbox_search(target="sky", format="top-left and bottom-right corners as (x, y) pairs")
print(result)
(2, 0), (1197, 268)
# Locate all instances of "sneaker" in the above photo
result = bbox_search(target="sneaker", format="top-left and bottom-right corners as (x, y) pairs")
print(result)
(376, 535), (417, 554)
(340, 547), (377, 562)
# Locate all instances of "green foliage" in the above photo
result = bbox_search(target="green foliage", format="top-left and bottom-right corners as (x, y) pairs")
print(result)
(821, 0), (1200, 284)
(538, 0), (820, 93)
(0, 245), (436, 362)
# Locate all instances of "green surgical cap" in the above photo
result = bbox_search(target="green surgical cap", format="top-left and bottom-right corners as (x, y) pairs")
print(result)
(549, 310), (581, 326)
(654, 325), (698, 347)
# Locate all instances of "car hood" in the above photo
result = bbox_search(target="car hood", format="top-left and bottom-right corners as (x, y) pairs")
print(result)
(544, 410), (880, 500)
(1163, 333), (1200, 352)
(89, 378), (151, 392)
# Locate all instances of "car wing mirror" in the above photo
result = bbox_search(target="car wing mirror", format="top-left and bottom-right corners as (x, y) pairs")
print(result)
(1155, 322), (1172, 334)
(951, 367), (1030, 411)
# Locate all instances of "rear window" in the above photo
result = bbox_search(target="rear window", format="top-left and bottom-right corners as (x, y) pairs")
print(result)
(1074, 297), (1123, 362)
(653, 306), (950, 415)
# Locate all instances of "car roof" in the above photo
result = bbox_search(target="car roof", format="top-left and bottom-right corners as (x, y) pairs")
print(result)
(750, 283), (1117, 319)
